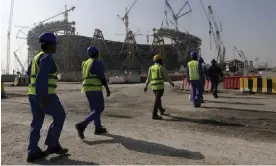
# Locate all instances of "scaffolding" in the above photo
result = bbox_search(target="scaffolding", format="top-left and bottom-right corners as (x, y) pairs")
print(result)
(91, 29), (115, 69)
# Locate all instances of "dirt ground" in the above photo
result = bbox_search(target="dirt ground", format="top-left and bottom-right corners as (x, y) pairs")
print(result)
(1, 82), (276, 165)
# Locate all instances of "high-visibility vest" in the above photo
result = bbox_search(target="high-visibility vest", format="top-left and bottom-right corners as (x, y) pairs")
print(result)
(28, 51), (58, 95)
(81, 58), (103, 92)
(188, 60), (200, 80)
(150, 64), (164, 90)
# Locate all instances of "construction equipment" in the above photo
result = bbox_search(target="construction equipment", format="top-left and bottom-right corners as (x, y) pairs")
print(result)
(6, 0), (15, 74)
(164, 0), (192, 31)
(117, 0), (142, 71)
(200, 0), (225, 64)
(91, 29), (115, 69)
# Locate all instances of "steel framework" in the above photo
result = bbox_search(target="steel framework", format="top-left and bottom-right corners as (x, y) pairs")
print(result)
(91, 29), (115, 69)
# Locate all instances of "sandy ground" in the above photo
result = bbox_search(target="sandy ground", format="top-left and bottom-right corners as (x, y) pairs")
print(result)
(1, 82), (276, 165)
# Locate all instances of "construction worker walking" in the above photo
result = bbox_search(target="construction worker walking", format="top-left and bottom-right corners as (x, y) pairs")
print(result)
(198, 57), (208, 103)
(26, 32), (68, 162)
(187, 52), (203, 107)
(144, 54), (174, 120)
(207, 59), (223, 98)
(75, 46), (110, 140)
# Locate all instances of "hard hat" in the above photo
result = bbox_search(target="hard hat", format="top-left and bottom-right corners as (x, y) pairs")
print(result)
(39, 32), (57, 44)
(87, 45), (99, 57)
(191, 52), (197, 58)
(153, 54), (163, 61)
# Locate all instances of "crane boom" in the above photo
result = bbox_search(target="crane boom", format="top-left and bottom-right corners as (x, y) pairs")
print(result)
(165, 0), (192, 31)
(208, 6), (224, 63)
(14, 52), (26, 74)
(35, 6), (75, 26)
(6, 0), (14, 74)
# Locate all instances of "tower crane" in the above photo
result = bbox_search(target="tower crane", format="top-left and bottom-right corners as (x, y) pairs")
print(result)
(6, 0), (15, 74)
(15, 5), (75, 40)
(164, 0), (192, 31)
(200, 0), (225, 64)
(34, 5), (75, 26)
(117, 0), (138, 34)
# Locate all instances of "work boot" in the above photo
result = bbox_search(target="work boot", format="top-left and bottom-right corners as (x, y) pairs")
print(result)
(27, 151), (48, 163)
(46, 146), (68, 155)
(152, 114), (163, 120)
(160, 108), (166, 115)
(94, 126), (107, 135)
(194, 99), (201, 108)
(75, 123), (85, 140)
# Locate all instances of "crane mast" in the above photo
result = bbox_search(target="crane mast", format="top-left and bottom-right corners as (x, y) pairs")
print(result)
(6, 0), (15, 74)
(200, 0), (225, 64)
(164, 0), (192, 31)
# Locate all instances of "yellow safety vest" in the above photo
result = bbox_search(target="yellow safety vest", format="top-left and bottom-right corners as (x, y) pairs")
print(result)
(188, 60), (200, 80)
(81, 58), (103, 92)
(28, 51), (58, 95)
(150, 64), (164, 90)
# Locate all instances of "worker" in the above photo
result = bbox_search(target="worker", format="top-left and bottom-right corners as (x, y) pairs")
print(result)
(26, 32), (68, 162)
(144, 54), (174, 120)
(75, 45), (110, 140)
(187, 52), (203, 107)
(198, 57), (208, 103)
(207, 59), (223, 98)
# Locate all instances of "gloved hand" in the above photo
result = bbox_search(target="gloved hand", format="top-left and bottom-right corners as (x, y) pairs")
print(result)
(106, 89), (111, 97)
(144, 87), (148, 93)
(171, 82), (175, 87)
(40, 96), (48, 108)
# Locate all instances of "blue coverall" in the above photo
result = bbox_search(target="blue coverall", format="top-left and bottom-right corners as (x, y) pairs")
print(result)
(199, 62), (208, 100)
(78, 59), (105, 129)
(187, 62), (203, 103)
(27, 54), (66, 156)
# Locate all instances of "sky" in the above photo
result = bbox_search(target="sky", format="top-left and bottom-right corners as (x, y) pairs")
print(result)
(1, 0), (276, 73)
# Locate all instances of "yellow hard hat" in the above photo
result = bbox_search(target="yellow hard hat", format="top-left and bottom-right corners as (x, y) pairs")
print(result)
(153, 54), (163, 61)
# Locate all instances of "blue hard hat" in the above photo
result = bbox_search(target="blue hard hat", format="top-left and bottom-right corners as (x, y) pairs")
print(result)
(39, 32), (57, 44)
(191, 52), (197, 58)
(87, 45), (99, 57)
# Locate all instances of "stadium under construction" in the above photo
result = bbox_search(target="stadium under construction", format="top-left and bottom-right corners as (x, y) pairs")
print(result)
(24, 2), (201, 73)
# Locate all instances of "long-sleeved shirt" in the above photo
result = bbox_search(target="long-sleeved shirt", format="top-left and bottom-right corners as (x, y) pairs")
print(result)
(89, 59), (105, 80)
(207, 64), (223, 80)
(186, 60), (203, 82)
(144, 63), (173, 88)
(26, 53), (57, 96)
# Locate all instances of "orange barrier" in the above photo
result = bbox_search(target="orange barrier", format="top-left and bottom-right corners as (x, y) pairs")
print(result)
(182, 79), (211, 92)
(223, 76), (241, 89)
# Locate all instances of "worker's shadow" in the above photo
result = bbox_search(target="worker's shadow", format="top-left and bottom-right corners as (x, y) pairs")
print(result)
(33, 154), (98, 165)
(204, 100), (265, 105)
(163, 115), (244, 127)
(219, 95), (269, 100)
(83, 133), (205, 160)
(105, 114), (133, 119)
(200, 106), (276, 114)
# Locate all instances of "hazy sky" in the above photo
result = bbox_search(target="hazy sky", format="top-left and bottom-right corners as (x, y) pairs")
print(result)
(1, 0), (276, 73)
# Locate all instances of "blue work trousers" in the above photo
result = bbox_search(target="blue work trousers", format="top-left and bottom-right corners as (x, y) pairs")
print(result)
(79, 91), (104, 129)
(200, 79), (205, 100)
(190, 80), (202, 103)
(28, 94), (66, 155)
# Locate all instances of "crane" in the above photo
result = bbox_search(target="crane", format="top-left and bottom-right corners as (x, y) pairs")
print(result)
(6, 0), (15, 74)
(164, 0), (192, 31)
(15, 5), (75, 40)
(233, 46), (247, 62)
(34, 5), (75, 26)
(200, 0), (225, 64)
(117, 0), (138, 34)
(13, 42), (27, 74)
